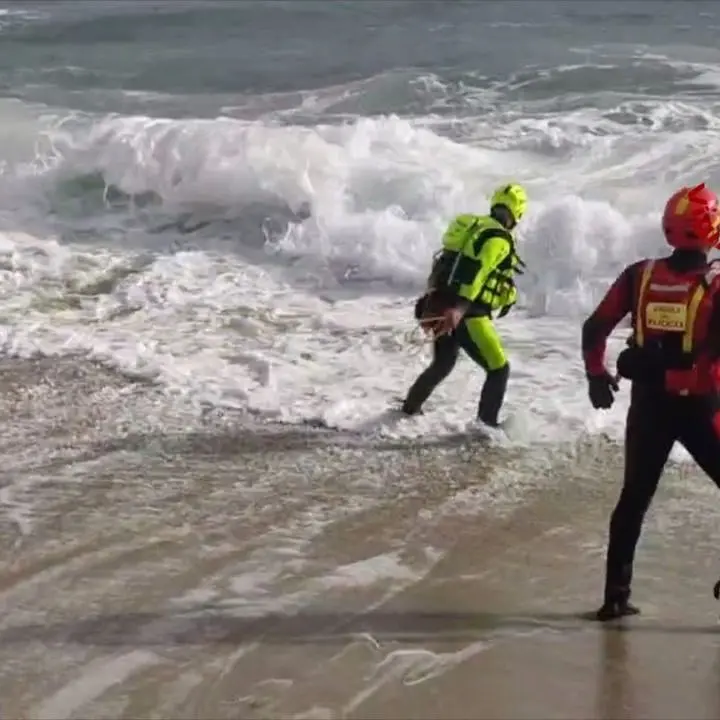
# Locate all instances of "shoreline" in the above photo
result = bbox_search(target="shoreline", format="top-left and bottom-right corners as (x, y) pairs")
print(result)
(0, 355), (718, 718)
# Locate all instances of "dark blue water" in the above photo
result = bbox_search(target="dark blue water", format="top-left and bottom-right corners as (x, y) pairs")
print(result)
(2, 0), (720, 118)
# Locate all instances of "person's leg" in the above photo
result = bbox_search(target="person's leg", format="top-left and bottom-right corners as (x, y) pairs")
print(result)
(676, 396), (720, 603)
(597, 390), (677, 620)
(678, 396), (720, 486)
(401, 333), (460, 415)
(458, 316), (509, 426)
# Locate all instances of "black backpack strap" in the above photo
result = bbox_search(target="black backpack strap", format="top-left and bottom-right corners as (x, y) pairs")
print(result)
(472, 227), (512, 257)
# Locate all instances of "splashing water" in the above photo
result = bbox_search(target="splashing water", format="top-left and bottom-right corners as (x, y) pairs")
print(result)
(1, 43), (719, 450)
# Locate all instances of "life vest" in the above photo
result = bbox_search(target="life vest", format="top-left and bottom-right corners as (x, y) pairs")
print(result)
(634, 258), (720, 395)
(427, 214), (525, 313)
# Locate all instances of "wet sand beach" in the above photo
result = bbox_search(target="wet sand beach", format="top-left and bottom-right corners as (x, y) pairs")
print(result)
(1, 358), (720, 719)
(3, 2), (720, 718)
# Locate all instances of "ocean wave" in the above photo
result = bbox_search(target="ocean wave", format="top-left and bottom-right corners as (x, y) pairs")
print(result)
(0, 77), (719, 436)
(1, 106), (713, 310)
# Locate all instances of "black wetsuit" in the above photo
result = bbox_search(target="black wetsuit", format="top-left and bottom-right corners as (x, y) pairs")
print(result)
(402, 324), (509, 426)
(604, 386), (720, 604)
(582, 249), (720, 613)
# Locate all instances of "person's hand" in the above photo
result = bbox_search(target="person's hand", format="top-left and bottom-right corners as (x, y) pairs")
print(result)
(587, 371), (619, 409)
(437, 307), (463, 336)
(498, 302), (514, 318)
(497, 282), (517, 318)
(415, 293), (444, 337)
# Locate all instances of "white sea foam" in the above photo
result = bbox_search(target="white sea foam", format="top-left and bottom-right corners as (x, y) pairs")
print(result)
(0, 82), (718, 453)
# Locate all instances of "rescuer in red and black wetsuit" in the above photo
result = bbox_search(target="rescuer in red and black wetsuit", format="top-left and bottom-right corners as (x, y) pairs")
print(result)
(581, 183), (720, 621)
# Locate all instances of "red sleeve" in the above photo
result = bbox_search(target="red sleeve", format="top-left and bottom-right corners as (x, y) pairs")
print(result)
(581, 263), (640, 376)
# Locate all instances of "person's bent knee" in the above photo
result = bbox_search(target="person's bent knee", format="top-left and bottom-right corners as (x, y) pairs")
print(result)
(478, 334), (507, 372)
(613, 487), (653, 520)
(488, 361), (509, 378)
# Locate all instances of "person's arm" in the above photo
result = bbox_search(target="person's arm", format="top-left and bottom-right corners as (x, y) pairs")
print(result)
(581, 263), (639, 376)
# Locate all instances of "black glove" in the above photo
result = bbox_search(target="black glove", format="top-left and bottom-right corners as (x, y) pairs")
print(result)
(498, 302), (514, 318)
(587, 371), (619, 410)
(496, 277), (517, 319)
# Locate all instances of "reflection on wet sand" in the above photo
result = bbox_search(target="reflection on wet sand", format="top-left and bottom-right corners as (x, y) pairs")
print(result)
(598, 628), (633, 720)
(1, 357), (720, 719)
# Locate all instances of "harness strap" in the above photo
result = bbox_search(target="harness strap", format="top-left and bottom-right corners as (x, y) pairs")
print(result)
(634, 260), (655, 348)
(684, 284), (706, 354)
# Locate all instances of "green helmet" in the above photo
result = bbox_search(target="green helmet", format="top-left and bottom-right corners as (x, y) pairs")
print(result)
(490, 183), (528, 223)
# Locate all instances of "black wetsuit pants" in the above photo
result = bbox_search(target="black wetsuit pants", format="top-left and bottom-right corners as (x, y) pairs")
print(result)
(401, 325), (510, 426)
(604, 385), (720, 603)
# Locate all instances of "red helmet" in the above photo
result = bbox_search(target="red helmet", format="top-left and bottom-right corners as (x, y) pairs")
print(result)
(662, 183), (720, 251)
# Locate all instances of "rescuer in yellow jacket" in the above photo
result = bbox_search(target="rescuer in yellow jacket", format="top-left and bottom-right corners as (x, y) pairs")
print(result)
(401, 183), (528, 427)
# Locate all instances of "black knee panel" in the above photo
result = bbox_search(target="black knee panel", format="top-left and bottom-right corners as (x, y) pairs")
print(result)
(491, 362), (510, 381)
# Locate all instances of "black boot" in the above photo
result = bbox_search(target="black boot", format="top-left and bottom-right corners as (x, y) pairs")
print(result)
(402, 371), (436, 415)
(477, 363), (509, 426)
(401, 399), (424, 416)
(594, 599), (640, 621)
(594, 562), (639, 621)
